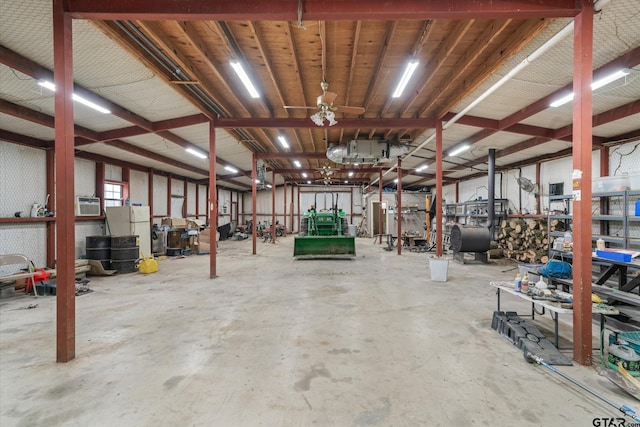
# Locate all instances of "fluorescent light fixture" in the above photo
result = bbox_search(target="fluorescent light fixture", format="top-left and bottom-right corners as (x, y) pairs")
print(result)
(224, 165), (238, 173)
(39, 80), (111, 114)
(354, 163), (359, 166)
(278, 135), (289, 149)
(307, 181), (311, 184)
(392, 60), (419, 98)
(266, 184), (272, 189)
(294, 160), (301, 168)
(38, 80), (56, 91)
(592, 69), (629, 90)
(394, 178), (399, 183)
(550, 69), (630, 107)
(185, 148), (208, 159)
(345, 180), (348, 183)
(448, 144), (470, 157)
(230, 60), (260, 98)
(255, 179), (261, 184)
(549, 93), (574, 108)
(416, 164), (428, 172)
(348, 171), (354, 177)
(302, 172), (308, 178)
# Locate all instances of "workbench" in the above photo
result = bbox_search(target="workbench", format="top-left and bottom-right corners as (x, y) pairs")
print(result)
(490, 281), (618, 348)
(549, 250), (640, 292)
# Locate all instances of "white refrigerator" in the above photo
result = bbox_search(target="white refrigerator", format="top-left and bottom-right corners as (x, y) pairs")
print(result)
(105, 206), (151, 257)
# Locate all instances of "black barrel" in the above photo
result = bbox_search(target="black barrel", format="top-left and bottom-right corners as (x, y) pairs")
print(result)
(86, 235), (111, 270)
(450, 224), (491, 253)
(110, 235), (139, 273)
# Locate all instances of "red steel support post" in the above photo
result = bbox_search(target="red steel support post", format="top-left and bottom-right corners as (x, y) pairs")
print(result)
(283, 182), (287, 233)
(271, 170), (276, 243)
(397, 159), (402, 255)
(209, 120), (217, 278)
(252, 154), (257, 254)
(572, 0), (594, 366)
(436, 121), (443, 257)
(53, 0), (75, 362)
(379, 170), (383, 243)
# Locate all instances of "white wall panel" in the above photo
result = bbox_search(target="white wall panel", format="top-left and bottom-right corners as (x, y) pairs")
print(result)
(0, 223), (47, 266)
(105, 164), (122, 181)
(153, 175), (168, 216)
(129, 170), (148, 205)
(187, 182), (197, 216)
(610, 141), (640, 175)
(171, 178), (184, 196)
(0, 141), (47, 217)
(198, 185), (208, 217)
(74, 158), (96, 197)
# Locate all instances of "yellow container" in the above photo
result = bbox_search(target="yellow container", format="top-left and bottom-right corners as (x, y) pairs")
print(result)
(137, 255), (158, 274)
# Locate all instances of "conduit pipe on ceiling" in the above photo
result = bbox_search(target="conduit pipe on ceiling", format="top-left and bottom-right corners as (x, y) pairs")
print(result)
(373, 0), (610, 186)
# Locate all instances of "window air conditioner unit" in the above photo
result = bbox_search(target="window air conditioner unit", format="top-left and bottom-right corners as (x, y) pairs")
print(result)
(75, 196), (101, 216)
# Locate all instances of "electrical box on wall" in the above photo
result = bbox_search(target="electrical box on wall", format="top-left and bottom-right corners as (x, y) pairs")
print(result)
(75, 196), (101, 216)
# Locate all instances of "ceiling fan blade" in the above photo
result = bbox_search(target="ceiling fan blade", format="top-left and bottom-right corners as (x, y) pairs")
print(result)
(321, 91), (338, 105)
(336, 106), (365, 114)
(284, 105), (317, 110)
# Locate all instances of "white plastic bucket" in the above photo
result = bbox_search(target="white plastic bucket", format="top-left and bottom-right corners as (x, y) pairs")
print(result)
(429, 258), (449, 282)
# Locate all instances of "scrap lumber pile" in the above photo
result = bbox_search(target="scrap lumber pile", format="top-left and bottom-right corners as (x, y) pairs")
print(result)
(494, 218), (550, 263)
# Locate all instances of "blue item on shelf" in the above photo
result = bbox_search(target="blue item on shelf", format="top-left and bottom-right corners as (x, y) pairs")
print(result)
(635, 199), (640, 216)
(596, 249), (632, 263)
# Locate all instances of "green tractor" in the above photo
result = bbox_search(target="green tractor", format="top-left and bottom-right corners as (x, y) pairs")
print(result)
(293, 192), (356, 259)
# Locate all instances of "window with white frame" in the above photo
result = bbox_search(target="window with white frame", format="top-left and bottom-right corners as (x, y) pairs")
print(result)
(104, 182), (124, 207)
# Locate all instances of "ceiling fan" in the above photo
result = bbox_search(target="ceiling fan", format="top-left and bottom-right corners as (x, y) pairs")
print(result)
(284, 81), (365, 126)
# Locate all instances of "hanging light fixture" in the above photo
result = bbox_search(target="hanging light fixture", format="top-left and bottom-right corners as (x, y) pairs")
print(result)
(310, 108), (338, 126)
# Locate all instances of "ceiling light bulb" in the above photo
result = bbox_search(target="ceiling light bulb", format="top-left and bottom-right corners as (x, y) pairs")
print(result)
(266, 184), (272, 188)
(255, 179), (261, 184)
(302, 172), (308, 178)
(326, 110), (337, 126)
(550, 69), (630, 108)
(348, 171), (354, 177)
(185, 148), (208, 159)
(310, 112), (324, 126)
(307, 181), (311, 184)
(230, 60), (260, 98)
(278, 135), (289, 149)
(294, 160), (301, 168)
(448, 144), (470, 157)
(39, 80), (111, 114)
(392, 60), (419, 98)
(416, 164), (428, 172)
(224, 165), (238, 173)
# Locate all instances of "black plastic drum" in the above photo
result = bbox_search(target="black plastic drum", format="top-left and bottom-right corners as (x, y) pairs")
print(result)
(86, 235), (111, 269)
(110, 235), (139, 273)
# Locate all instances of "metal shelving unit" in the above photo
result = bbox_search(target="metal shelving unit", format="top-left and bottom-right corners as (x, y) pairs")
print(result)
(548, 191), (640, 254)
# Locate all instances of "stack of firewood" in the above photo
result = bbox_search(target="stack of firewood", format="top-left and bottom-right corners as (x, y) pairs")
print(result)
(490, 218), (550, 263)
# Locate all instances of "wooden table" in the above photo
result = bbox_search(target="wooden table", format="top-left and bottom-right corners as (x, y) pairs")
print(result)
(490, 281), (618, 348)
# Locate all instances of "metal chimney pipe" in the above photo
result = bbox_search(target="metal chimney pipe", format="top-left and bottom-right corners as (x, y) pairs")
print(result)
(487, 148), (496, 236)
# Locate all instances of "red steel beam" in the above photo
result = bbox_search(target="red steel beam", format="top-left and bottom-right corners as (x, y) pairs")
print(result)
(216, 118), (437, 129)
(436, 120), (443, 257)
(0, 129), (52, 149)
(64, 0), (581, 20)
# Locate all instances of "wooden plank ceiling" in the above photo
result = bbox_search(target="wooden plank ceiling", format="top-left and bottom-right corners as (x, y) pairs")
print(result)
(90, 14), (548, 185)
(2, 1), (639, 190)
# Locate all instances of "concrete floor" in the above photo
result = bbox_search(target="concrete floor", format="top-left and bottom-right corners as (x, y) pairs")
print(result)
(1, 236), (638, 426)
